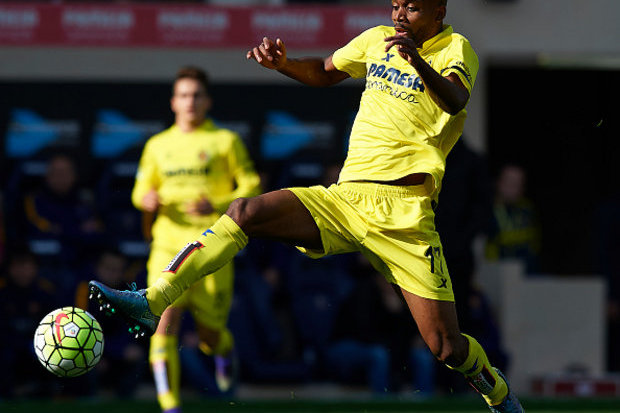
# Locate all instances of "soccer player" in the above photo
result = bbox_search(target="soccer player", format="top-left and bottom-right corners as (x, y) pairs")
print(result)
(90, 1), (523, 411)
(128, 67), (261, 413)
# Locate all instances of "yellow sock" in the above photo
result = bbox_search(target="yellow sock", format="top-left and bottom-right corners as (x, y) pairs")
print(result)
(449, 333), (508, 406)
(199, 328), (234, 356)
(147, 215), (248, 316)
(150, 334), (181, 411)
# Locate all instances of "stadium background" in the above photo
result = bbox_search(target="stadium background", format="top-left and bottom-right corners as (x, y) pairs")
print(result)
(1, 0), (620, 411)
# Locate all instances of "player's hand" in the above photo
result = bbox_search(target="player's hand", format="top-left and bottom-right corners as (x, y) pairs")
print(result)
(246, 37), (287, 70)
(186, 195), (214, 216)
(141, 189), (161, 213)
(384, 34), (420, 65)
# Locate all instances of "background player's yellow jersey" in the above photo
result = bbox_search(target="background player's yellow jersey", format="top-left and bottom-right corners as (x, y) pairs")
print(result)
(332, 25), (478, 199)
(132, 119), (261, 246)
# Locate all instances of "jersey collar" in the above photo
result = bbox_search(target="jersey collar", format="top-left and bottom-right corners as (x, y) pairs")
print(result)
(419, 24), (453, 52)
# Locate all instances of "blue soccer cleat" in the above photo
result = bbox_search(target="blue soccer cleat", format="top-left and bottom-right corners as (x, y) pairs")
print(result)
(489, 368), (524, 412)
(89, 280), (160, 338)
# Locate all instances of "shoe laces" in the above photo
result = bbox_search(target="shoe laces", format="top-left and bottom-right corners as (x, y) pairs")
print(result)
(125, 282), (138, 292)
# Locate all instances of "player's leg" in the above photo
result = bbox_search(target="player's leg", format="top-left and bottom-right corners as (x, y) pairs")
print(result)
(146, 247), (187, 413)
(400, 290), (522, 412)
(90, 189), (321, 335)
(151, 307), (183, 413)
(190, 262), (237, 392)
(145, 189), (321, 315)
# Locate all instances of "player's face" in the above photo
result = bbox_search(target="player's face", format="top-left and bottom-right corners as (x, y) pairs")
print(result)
(391, 0), (445, 45)
(497, 166), (525, 205)
(171, 78), (211, 126)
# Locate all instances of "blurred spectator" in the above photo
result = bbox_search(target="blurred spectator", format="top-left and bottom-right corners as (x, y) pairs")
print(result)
(18, 153), (104, 299)
(0, 248), (57, 399)
(485, 163), (541, 274)
(23, 153), (103, 244)
(22, 154), (103, 255)
(75, 249), (147, 398)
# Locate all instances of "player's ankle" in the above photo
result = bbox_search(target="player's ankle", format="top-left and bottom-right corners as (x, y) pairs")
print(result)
(146, 279), (174, 316)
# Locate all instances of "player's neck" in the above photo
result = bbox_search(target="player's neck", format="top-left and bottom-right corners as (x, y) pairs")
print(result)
(176, 118), (203, 133)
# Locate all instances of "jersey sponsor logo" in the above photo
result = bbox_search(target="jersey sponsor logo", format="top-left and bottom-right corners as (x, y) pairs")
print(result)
(202, 228), (214, 236)
(365, 80), (418, 103)
(164, 166), (209, 177)
(366, 60), (425, 103)
(367, 61), (425, 92)
(164, 241), (204, 273)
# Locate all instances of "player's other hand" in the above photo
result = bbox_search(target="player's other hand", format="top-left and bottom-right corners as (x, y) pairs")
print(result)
(246, 37), (287, 70)
(141, 189), (161, 213)
(186, 195), (214, 216)
(384, 34), (420, 64)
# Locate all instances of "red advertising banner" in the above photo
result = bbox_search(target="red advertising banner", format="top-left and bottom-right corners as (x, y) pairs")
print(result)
(0, 3), (390, 49)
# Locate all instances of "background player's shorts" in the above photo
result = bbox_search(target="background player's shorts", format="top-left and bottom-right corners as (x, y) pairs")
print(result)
(147, 244), (234, 330)
(289, 182), (454, 302)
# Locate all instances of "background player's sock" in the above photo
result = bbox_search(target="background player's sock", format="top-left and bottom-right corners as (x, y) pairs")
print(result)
(448, 333), (508, 406)
(199, 329), (236, 392)
(147, 215), (247, 315)
(151, 334), (181, 412)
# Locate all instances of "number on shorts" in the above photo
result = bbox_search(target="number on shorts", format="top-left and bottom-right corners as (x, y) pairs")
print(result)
(424, 245), (444, 275)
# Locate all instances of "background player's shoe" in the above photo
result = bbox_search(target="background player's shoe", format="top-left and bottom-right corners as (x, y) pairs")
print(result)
(214, 352), (238, 393)
(489, 368), (524, 412)
(89, 280), (160, 338)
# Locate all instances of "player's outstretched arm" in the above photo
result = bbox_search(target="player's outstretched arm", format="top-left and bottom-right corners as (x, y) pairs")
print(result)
(246, 37), (349, 87)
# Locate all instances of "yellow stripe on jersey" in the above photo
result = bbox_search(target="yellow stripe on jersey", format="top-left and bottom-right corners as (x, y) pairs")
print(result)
(332, 25), (479, 200)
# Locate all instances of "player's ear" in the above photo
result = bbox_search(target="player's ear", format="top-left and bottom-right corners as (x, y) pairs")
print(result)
(436, 5), (446, 22)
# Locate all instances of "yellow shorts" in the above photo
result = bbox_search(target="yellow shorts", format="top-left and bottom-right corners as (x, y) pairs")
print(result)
(147, 243), (234, 330)
(289, 182), (453, 301)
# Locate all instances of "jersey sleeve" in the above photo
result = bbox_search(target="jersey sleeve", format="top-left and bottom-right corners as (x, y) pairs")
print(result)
(131, 138), (160, 210)
(331, 27), (375, 79)
(210, 134), (262, 213)
(439, 37), (479, 95)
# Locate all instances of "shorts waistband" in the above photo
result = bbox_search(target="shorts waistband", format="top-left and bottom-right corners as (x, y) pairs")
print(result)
(337, 181), (429, 198)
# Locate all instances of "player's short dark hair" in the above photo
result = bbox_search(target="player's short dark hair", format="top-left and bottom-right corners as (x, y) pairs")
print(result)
(174, 66), (210, 95)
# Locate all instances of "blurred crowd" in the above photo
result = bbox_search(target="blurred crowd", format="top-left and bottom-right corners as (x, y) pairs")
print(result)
(0, 138), (554, 401)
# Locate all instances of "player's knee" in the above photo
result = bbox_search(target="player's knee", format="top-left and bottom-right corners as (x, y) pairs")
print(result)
(226, 197), (257, 229)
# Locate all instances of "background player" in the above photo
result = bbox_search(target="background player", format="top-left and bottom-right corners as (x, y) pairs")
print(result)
(90, 2), (522, 411)
(131, 66), (261, 413)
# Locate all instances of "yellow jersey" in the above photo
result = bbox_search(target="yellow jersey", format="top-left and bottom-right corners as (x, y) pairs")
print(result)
(332, 25), (478, 199)
(132, 119), (261, 246)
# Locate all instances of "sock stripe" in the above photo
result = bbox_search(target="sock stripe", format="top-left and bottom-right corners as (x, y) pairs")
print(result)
(164, 241), (204, 273)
